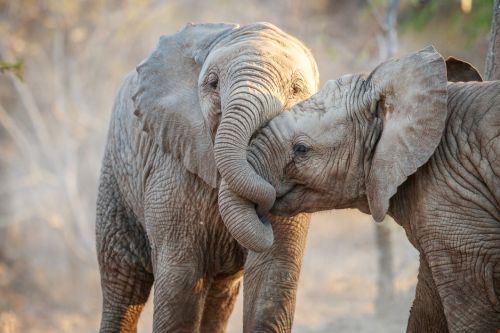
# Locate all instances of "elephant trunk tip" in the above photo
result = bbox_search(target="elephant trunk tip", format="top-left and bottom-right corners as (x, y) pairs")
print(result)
(218, 180), (275, 252)
(230, 218), (274, 252)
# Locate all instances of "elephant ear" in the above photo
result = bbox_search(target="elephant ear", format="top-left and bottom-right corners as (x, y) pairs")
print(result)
(445, 56), (483, 82)
(366, 46), (448, 222)
(132, 23), (237, 188)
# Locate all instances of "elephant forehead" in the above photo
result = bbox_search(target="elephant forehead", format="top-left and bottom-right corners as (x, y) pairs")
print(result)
(218, 29), (314, 63)
(209, 43), (318, 97)
(207, 25), (319, 87)
(229, 22), (303, 49)
(295, 110), (347, 143)
(219, 39), (311, 66)
(321, 76), (362, 100)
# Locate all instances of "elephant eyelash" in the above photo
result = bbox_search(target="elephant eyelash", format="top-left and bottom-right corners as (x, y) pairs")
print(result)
(209, 79), (218, 90)
(206, 72), (219, 91)
(372, 98), (385, 118)
(290, 73), (306, 97)
(291, 82), (302, 96)
(293, 143), (310, 157)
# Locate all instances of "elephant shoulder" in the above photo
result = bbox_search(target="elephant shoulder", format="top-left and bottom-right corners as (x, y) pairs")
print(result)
(476, 82), (500, 161)
(446, 81), (500, 144)
(447, 81), (500, 200)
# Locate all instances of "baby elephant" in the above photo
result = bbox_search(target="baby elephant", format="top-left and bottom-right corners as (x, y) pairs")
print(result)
(96, 22), (319, 333)
(223, 47), (500, 332)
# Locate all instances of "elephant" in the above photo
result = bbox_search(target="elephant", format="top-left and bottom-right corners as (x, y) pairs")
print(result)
(223, 47), (500, 332)
(95, 22), (319, 332)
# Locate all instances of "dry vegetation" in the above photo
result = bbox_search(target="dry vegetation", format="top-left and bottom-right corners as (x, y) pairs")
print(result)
(0, 1), (491, 332)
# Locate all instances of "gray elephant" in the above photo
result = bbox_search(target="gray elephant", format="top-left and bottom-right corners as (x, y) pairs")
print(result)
(96, 22), (319, 332)
(223, 47), (500, 332)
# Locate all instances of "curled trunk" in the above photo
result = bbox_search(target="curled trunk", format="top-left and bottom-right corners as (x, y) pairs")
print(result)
(218, 179), (274, 252)
(214, 88), (279, 212)
(218, 120), (286, 252)
(215, 74), (283, 251)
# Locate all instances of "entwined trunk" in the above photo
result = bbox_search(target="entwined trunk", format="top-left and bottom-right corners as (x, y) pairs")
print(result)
(215, 63), (284, 251)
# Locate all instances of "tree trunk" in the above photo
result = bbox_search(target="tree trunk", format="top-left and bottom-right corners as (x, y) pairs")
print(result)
(485, 0), (500, 80)
(376, 0), (399, 61)
(374, 217), (395, 317)
(373, 0), (399, 317)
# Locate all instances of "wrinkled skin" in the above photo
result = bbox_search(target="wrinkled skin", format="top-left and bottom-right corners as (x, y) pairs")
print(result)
(239, 48), (500, 332)
(96, 22), (318, 332)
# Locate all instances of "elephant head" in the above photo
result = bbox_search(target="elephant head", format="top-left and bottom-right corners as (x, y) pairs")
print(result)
(225, 46), (453, 228)
(132, 23), (319, 251)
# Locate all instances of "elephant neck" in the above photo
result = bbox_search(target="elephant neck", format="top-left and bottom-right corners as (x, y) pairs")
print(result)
(385, 170), (422, 247)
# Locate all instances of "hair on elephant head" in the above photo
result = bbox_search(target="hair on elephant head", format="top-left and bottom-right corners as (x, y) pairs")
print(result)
(132, 22), (319, 251)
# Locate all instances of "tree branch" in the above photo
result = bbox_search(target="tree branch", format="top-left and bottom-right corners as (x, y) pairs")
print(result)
(485, 0), (500, 80)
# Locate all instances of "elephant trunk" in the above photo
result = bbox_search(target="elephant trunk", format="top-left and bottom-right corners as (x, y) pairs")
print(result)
(215, 90), (280, 211)
(215, 75), (283, 251)
(217, 110), (288, 252)
(218, 179), (274, 252)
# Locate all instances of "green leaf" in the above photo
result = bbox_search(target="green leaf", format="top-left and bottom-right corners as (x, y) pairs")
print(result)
(0, 60), (24, 81)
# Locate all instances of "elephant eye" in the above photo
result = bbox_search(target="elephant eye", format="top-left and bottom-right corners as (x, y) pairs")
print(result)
(291, 82), (302, 96)
(207, 73), (219, 90)
(293, 143), (309, 157)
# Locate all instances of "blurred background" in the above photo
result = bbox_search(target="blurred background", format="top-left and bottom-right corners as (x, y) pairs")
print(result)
(0, 0), (493, 332)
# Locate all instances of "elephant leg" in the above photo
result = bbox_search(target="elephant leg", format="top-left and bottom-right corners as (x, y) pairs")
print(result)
(415, 210), (500, 331)
(243, 213), (310, 333)
(151, 249), (209, 332)
(96, 172), (153, 333)
(406, 255), (448, 333)
(200, 272), (243, 333)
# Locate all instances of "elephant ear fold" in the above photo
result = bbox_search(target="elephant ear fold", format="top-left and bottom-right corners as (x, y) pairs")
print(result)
(445, 56), (483, 82)
(132, 23), (237, 188)
(366, 46), (448, 222)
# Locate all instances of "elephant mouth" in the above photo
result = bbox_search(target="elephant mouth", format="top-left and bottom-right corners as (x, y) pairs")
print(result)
(272, 184), (335, 216)
(271, 183), (303, 216)
(275, 183), (297, 200)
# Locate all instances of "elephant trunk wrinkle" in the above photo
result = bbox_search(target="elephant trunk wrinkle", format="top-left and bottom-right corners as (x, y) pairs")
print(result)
(214, 81), (283, 251)
(215, 89), (279, 213)
(218, 179), (274, 252)
(247, 124), (287, 190)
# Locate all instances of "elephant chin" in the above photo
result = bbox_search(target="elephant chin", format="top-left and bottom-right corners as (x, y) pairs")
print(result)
(218, 179), (274, 252)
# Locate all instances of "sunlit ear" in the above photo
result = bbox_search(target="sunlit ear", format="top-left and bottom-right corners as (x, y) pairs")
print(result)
(366, 46), (448, 221)
(445, 56), (483, 82)
(132, 23), (237, 188)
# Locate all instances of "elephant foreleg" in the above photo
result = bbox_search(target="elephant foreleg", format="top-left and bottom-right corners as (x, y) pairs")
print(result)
(96, 172), (153, 333)
(243, 213), (310, 333)
(200, 272), (242, 333)
(151, 249), (209, 332)
(406, 255), (448, 333)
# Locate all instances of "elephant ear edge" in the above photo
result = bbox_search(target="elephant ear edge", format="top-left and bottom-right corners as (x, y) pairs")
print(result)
(366, 46), (448, 221)
(445, 56), (483, 82)
(132, 23), (238, 188)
